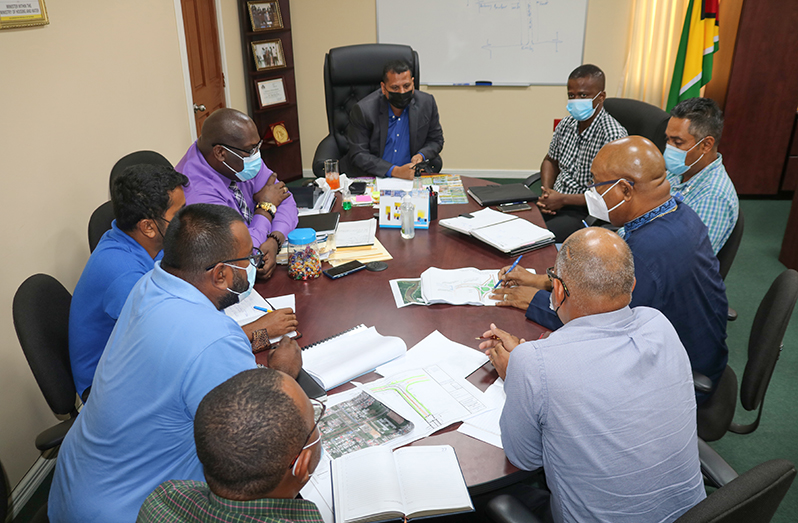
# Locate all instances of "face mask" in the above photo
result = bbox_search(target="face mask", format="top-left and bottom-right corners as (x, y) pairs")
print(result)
(386, 90), (413, 110)
(223, 148), (262, 182)
(225, 262), (256, 302)
(663, 138), (705, 176)
(585, 180), (625, 222)
(566, 91), (601, 121)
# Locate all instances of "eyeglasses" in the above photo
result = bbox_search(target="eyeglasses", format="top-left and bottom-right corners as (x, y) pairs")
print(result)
(586, 178), (635, 189)
(215, 140), (263, 158)
(204, 247), (264, 271)
(546, 267), (571, 297)
(289, 398), (326, 469)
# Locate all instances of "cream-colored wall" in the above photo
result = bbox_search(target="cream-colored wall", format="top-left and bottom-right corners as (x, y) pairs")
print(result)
(0, 1), (193, 485)
(220, 0), (248, 112)
(291, 0), (633, 172)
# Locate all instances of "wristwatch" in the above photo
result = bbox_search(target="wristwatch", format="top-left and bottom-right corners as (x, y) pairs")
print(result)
(256, 201), (277, 217)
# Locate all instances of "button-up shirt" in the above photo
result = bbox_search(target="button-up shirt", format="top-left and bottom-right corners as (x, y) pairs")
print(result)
(666, 154), (739, 254)
(176, 142), (298, 247)
(548, 108), (628, 194)
(138, 480), (325, 523)
(382, 107), (412, 177)
(49, 262), (257, 523)
(501, 306), (705, 523)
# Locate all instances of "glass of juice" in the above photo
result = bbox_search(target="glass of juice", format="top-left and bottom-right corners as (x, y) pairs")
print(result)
(324, 159), (340, 190)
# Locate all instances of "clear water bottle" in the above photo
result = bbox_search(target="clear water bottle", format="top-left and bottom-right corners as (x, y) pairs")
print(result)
(400, 194), (415, 239)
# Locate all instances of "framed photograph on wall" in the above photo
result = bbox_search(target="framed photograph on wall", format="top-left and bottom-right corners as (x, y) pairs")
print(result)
(256, 78), (288, 109)
(251, 39), (285, 71)
(0, 0), (49, 29)
(247, 1), (283, 32)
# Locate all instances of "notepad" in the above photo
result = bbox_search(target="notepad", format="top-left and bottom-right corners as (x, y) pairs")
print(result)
(223, 291), (298, 344)
(440, 208), (555, 255)
(302, 326), (406, 390)
(335, 219), (377, 248)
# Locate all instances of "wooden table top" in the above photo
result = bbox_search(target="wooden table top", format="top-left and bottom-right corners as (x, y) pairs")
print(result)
(254, 176), (556, 494)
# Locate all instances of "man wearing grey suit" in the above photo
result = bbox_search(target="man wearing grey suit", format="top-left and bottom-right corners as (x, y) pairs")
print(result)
(345, 60), (444, 179)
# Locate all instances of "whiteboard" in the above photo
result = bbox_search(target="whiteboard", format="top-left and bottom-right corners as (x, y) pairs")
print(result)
(376, 0), (588, 86)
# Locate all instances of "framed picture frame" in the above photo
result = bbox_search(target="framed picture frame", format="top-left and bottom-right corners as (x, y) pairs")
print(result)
(251, 39), (286, 71)
(256, 77), (288, 109)
(0, 0), (49, 30)
(247, 1), (283, 32)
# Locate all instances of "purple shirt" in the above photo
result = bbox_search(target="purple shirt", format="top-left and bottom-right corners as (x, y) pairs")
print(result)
(176, 142), (298, 246)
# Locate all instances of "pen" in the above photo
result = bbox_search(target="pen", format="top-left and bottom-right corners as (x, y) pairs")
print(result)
(253, 306), (273, 313)
(475, 335), (500, 340)
(492, 254), (523, 290)
(582, 220), (589, 228)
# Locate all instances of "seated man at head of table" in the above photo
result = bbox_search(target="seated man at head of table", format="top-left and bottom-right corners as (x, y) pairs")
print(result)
(176, 108), (298, 279)
(480, 227), (705, 523)
(48, 204), (303, 523)
(662, 97), (739, 254)
(69, 164), (187, 400)
(493, 136), (728, 403)
(345, 59), (444, 180)
(537, 64), (628, 242)
(138, 368), (324, 523)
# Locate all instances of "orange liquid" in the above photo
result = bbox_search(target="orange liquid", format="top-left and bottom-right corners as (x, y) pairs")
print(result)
(326, 174), (340, 190)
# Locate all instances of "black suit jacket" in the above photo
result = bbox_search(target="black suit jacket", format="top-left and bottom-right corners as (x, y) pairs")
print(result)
(345, 89), (444, 177)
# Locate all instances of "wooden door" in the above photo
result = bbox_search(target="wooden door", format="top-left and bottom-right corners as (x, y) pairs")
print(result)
(181, 0), (225, 136)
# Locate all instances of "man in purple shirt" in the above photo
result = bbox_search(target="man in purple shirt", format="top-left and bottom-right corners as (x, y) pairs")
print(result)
(177, 108), (298, 279)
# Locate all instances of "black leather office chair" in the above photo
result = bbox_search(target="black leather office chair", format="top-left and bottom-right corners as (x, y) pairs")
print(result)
(603, 98), (670, 152)
(717, 210), (745, 321)
(87, 200), (116, 253)
(485, 459), (795, 523)
(312, 44), (442, 177)
(1, 456), (49, 522)
(12, 274), (78, 452)
(695, 269), (798, 444)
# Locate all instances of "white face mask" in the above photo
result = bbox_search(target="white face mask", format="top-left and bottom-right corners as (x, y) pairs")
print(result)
(584, 179), (626, 222)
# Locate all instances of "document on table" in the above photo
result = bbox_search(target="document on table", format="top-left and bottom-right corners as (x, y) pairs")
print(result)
(376, 330), (489, 380)
(223, 292), (298, 344)
(458, 378), (506, 448)
(334, 219), (377, 248)
(376, 177), (414, 192)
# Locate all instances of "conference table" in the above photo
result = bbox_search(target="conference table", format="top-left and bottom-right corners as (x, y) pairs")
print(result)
(253, 176), (556, 495)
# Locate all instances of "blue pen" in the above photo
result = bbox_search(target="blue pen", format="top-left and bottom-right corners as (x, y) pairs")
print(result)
(582, 220), (589, 228)
(253, 305), (272, 314)
(493, 254), (523, 290)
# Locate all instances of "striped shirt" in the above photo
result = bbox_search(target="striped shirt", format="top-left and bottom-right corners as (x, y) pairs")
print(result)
(548, 108), (628, 194)
(137, 480), (325, 523)
(666, 154), (739, 254)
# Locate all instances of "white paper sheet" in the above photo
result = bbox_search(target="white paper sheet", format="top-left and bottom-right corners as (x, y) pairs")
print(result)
(420, 267), (502, 306)
(223, 292), (297, 344)
(457, 378), (506, 448)
(335, 219), (377, 248)
(376, 330), (488, 379)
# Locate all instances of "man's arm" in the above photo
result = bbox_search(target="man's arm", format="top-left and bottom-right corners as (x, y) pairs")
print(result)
(415, 96), (444, 161)
(347, 103), (395, 177)
(499, 349), (544, 470)
(538, 154), (586, 212)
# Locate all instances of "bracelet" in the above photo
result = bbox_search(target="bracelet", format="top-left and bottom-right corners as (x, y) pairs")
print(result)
(267, 233), (283, 250)
(251, 328), (272, 354)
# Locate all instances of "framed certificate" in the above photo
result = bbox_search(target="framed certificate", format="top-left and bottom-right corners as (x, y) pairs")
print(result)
(0, 0), (48, 29)
(256, 78), (288, 109)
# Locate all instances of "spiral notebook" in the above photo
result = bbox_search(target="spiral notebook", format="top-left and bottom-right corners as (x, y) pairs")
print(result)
(301, 326), (407, 390)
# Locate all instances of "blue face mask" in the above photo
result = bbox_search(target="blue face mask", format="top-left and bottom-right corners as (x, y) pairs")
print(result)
(223, 147), (262, 182)
(225, 262), (256, 301)
(663, 138), (705, 176)
(566, 91), (601, 121)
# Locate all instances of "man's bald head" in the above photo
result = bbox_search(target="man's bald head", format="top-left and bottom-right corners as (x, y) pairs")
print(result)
(197, 108), (259, 157)
(590, 136), (672, 226)
(555, 227), (635, 315)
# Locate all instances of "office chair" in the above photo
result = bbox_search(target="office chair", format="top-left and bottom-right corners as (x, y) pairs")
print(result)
(88, 151), (173, 252)
(717, 210), (745, 321)
(2, 456), (49, 523)
(694, 269), (798, 446)
(484, 459), (795, 523)
(311, 44), (442, 177)
(603, 98), (670, 152)
(12, 274), (79, 452)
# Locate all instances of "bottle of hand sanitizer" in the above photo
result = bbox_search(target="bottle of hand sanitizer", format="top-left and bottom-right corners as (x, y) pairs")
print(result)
(400, 195), (415, 239)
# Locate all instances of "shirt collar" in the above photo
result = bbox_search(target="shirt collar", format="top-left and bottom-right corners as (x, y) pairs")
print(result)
(193, 141), (238, 187)
(565, 305), (634, 329)
(151, 261), (219, 310)
(571, 107), (606, 140)
(208, 491), (322, 521)
(668, 153), (723, 189)
(623, 195), (680, 234)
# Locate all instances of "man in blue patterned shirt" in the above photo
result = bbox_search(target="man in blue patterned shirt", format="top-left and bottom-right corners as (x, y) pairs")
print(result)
(537, 64), (628, 242)
(138, 368), (324, 523)
(664, 97), (738, 254)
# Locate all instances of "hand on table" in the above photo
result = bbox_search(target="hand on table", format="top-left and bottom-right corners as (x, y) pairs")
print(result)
(254, 172), (289, 207)
(268, 336), (302, 379)
(246, 307), (297, 337)
(490, 285), (539, 311)
(392, 163), (416, 180)
(497, 265), (547, 288)
(258, 237), (280, 280)
(478, 323), (525, 380)
(410, 154), (424, 166)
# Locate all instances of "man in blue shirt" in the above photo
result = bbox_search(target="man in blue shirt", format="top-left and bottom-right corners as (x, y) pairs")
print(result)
(48, 204), (302, 523)
(69, 164), (188, 399)
(481, 227), (704, 523)
(493, 137), (728, 403)
(346, 60), (444, 179)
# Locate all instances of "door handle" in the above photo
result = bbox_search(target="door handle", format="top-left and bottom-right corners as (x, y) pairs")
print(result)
(193, 104), (207, 113)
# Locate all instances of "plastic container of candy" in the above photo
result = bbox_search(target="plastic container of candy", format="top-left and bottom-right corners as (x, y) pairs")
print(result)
(287, 228), (322, 280)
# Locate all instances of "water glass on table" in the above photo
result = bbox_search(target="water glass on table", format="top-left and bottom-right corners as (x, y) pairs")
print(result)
(325, 159), (340, 190)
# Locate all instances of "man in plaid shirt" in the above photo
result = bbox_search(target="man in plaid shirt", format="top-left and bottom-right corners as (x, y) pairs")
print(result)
(664, 98), (739, 254)
(138, 368), (324, 523)
(537, 64), (628, 242)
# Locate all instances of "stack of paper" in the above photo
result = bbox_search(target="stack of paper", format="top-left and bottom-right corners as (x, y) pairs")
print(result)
(327, 237), (392, 267)
(334, 219), (377, 248)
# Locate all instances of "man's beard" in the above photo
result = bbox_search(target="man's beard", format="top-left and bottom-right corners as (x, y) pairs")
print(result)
(218, 269), (248, 310)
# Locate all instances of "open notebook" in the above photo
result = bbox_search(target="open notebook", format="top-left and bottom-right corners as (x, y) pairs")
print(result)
(440, 208), (555, 255)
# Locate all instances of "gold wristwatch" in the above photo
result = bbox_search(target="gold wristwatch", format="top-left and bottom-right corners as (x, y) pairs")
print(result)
(256, 201), (277, 217)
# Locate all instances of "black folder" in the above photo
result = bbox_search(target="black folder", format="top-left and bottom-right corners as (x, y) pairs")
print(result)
(467, 183), (539, 207)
